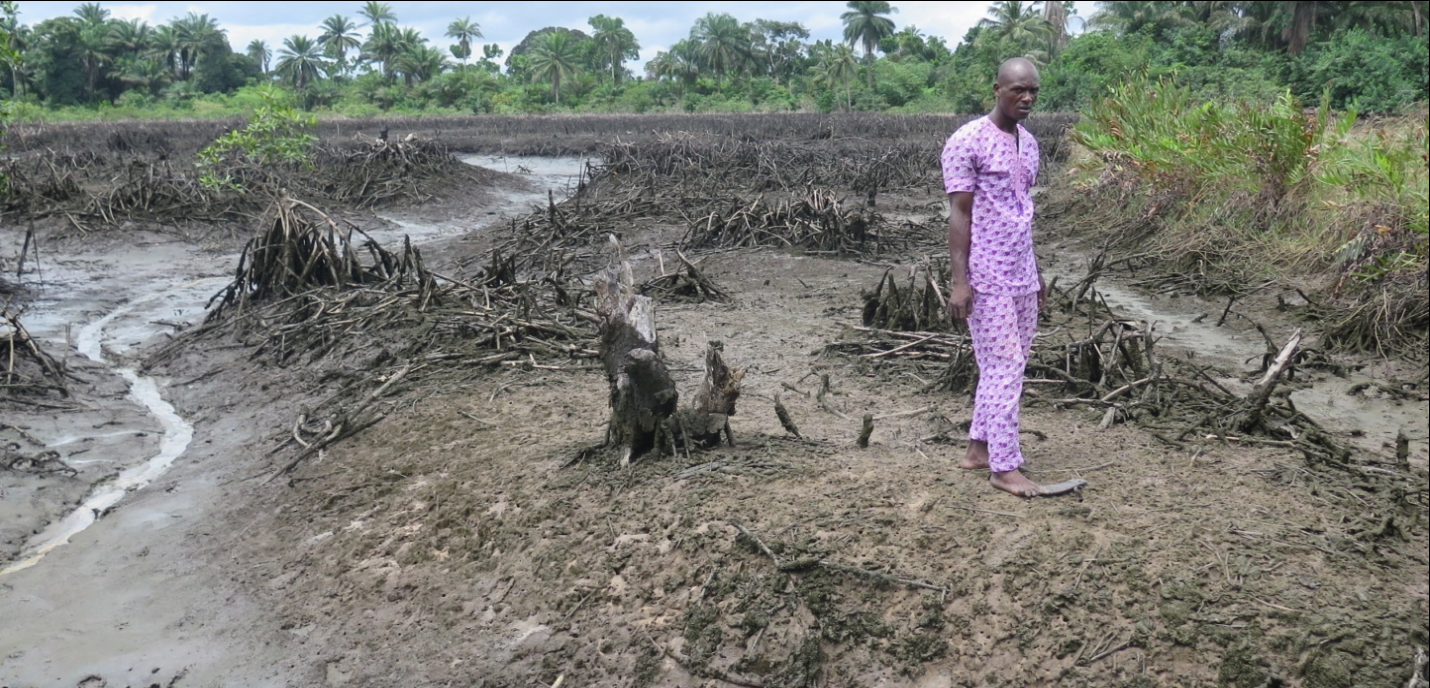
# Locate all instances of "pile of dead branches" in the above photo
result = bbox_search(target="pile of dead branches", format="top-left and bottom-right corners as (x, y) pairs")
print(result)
(640, 251), (729, 303)
(862, 263), (951, 333)
(830, 274), (1356, 465)
(206, 195), (403, 319)
(1, 306), (69, 402)
(303, 138), (460, 208)
(682, 188), (887, 254)
(156, 194), (595, 372)
(600, 133), (939, 196)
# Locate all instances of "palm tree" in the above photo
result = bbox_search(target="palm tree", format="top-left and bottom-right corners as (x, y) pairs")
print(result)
(589, 14), (638, 84)
(247, 39), (271, 73)
(394, 44), (449, 83)
(107, 18), (153, 56)
(527, 30), (581, 103)
(818, 43), (859, 109)
(979, 1), (1052, 60)
(120, 57), (170, 97)
(647, 38), (701, 93)
(362, 21), (410, 80)
(149, 25), (181, 78)
(446, 17), (483, 66)
(358, 1), (397, 27)
(318, 15), (360, 74)
(842, 0), (896, 88)
(171, 12), (225, 80)
(276, 35), (328, 90)
(1088, 1), (1193, 38)
(73, 2), (110, 26)
(1043, 1), (1070, 53)
(888, 25), (928, 61)
(692, 12), (751, 87)
(77, 23), (113, 97)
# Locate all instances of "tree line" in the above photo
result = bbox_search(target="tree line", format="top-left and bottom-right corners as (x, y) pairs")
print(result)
(1, 1), (1425, 118)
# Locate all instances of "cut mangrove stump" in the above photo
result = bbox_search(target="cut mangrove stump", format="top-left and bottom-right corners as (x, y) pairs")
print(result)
(676, 341), (744, 447)
(596, 263), (677, 465)
(596, 238), (745, 464)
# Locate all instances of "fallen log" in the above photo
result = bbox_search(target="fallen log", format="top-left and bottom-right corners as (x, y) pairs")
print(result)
(1240, 328), (1302, 432)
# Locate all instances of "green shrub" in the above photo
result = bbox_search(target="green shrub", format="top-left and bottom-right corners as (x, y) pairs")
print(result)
(197, 86), (317, 192)
(1286, 28), (1429, 113)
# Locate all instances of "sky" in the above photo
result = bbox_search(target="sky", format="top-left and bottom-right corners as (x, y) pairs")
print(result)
(14, 1), (1098, 72)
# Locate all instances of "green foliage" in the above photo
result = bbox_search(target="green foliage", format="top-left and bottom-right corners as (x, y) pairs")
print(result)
(1070, 75), (1428, 351)
(1072, 76), (1341, 199)
(1317, 117), (1430, 282)
(0, 0), (15, 193)
(197, 86), (317, 192)
(1286, 28), (1429, 114)
(4, 2), (1426, 118)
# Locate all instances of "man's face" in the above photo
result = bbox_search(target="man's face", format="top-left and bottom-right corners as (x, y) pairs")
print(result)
(994, 72), (1039, 121)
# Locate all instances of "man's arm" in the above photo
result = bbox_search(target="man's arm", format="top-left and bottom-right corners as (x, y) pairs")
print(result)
(947, 191), (974, 320)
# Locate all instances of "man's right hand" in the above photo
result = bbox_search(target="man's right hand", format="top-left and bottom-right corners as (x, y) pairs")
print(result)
(948, 283), (974, 321)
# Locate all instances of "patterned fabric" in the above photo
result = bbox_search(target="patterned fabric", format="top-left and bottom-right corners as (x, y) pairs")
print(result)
(940, 116), (1041, 297)
(967, 293), (1039, 473)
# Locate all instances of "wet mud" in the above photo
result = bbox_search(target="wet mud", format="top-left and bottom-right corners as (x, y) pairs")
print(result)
(1, 128), (1426, 688)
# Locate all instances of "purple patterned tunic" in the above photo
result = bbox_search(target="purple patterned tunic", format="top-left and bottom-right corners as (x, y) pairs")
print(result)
(940, 116), (1041, 297)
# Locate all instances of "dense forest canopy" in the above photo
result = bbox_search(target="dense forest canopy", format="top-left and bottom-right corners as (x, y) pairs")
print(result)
(0, 1), (1425, 118)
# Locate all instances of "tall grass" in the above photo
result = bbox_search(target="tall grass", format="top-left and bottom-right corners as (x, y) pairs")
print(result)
(1066, 77), (1427, 355)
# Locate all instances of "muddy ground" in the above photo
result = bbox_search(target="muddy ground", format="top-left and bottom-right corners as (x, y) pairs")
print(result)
(2, 121), (1428, 688)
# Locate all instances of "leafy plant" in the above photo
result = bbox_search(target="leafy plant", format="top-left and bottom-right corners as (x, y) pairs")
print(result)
(197, 86), (317, 192)
(0, 0), (18, 194)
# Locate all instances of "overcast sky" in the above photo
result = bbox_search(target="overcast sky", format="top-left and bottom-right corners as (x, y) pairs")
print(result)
(15, 1), (1097, 71)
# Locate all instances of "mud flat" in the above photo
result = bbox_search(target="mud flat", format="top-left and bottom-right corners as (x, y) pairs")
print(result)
(2, 117), (1425, 687)
(0, 157), (557, 686)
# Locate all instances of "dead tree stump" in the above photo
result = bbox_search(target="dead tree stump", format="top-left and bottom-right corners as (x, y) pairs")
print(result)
(679, 341), (744, 447)
(596, 266), (677, 463)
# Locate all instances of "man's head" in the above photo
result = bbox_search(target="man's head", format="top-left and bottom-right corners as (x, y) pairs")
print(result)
(993, 57), (1040, 122)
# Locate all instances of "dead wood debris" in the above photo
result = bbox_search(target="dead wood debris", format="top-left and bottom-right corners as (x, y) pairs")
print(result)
(2, 446), (74, 475)
(0, 138), (459, 225)
(595, 239), (744, 464)
(149, 198), (598, 481)
(640, 251), (729, 303)
(2, 305), (69, 401)
(831, 269), (1362, 468)
(681, 188), (887, 255)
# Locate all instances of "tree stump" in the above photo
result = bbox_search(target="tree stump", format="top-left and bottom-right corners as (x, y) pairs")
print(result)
(680, 341), (744, 447)
(596, 256), (677, 464)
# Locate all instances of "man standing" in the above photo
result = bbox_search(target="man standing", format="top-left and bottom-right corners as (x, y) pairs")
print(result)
(941, 57), (1047, 498)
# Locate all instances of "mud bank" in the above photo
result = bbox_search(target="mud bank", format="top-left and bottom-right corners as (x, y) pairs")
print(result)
(2, 146), (1424, 688)
(0, 158), (566, 686)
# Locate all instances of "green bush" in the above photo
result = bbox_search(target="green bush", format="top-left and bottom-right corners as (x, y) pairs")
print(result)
(1286, 28), (1429, 113)
(197, 86), (317, 192)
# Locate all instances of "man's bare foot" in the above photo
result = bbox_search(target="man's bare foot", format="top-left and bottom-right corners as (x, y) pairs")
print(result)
(989, 468), (1041, 498)
(960, 440), (989, 470)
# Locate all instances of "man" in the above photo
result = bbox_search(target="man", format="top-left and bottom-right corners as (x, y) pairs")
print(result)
(941, 57), (1047, 498)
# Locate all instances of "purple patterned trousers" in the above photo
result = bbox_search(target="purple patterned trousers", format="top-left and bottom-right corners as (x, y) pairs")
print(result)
(968, 292), (1039, 473)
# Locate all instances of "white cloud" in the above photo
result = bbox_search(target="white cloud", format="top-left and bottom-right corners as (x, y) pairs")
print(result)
(108, 4), (158, 22)
(224, 22), (324, 51)
(892, 1), (990, 47)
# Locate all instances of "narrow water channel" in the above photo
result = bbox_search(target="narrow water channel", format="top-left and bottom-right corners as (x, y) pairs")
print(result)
(1, 156), (586, 576)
